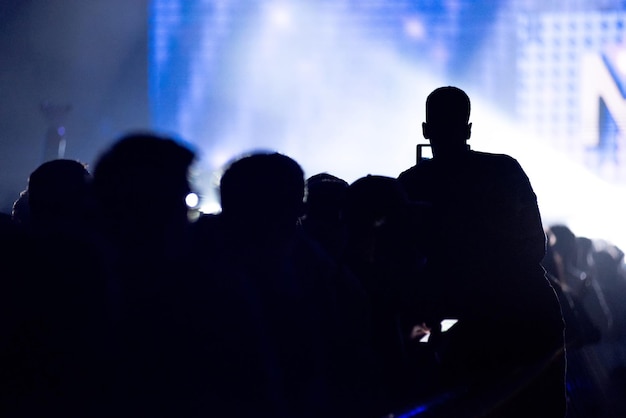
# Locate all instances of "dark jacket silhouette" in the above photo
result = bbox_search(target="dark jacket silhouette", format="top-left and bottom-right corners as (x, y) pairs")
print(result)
(398, 86), (566, 418)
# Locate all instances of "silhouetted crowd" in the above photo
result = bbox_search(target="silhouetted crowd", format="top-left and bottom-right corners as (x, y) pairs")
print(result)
(0, 87), (625, 418)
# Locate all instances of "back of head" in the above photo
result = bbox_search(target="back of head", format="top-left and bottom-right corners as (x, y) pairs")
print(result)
(344, 175), (417, 265)
(423, 86), (472, 156)
(426, 86), (471, 126)
(93, 133), (195, 227)
(345, 175), (408, 229)
(547, 224), (578, 265)
(27, 159), (92, 228)
(220, 152), (304, 229)
(304, 173), (348, 224)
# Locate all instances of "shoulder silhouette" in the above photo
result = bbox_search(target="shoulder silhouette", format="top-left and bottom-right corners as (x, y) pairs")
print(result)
(397, 86), (566, 418)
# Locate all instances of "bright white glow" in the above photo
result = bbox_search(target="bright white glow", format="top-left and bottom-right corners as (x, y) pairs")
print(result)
(616, 49), (626, 75)
(404, 17), (426, 40)
(202, 3), (440, 183)
(416, 319), (458, 342)
(185, 192), (199, 208)
(267, 4), (292, 29)
(441, 319), (459, 332)
(199, 200), (222, 214)
(208, 148), (237, 169)
(173, 1), (439, 184)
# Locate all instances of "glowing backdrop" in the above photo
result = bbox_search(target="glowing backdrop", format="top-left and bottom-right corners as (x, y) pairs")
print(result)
(149, 0), (626, 248)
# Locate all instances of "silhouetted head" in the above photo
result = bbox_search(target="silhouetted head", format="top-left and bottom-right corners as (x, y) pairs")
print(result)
(344, 175), (413, 262)
(26, 159), (93, 229)
(93, 133), (195, 230)
(422, 86), (472, 158)
(304, 173), (348, 224)
(219, 152), (304, 236)
(345, 175), (408, 229)
(546, 224), (578, 266)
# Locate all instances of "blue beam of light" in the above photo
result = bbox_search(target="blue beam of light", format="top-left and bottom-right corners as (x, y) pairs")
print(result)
(395, 404), (428, 418)
(149, 0), (626, 250)
(391, 389), (464, 418)
(152, 1), (440, 174)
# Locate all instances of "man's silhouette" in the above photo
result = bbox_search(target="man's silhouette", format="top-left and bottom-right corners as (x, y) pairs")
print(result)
(398, 87), (566, 417)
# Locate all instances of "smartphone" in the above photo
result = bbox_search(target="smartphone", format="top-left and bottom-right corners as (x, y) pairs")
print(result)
(416, 144), (432, 163)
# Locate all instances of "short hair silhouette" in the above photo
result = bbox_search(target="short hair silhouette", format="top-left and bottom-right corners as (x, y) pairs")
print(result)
(26, 159), (91, 224)
(344, 175), (409, 230)
(219, 152), (304, 221)
(304, 173), (348, 223)
(425, 86), (471, 125)
(422, 86), (473, 157)
(93, 133), (195, 221)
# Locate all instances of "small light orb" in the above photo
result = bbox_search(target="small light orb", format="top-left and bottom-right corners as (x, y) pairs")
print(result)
(185, 192), (199, 208)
